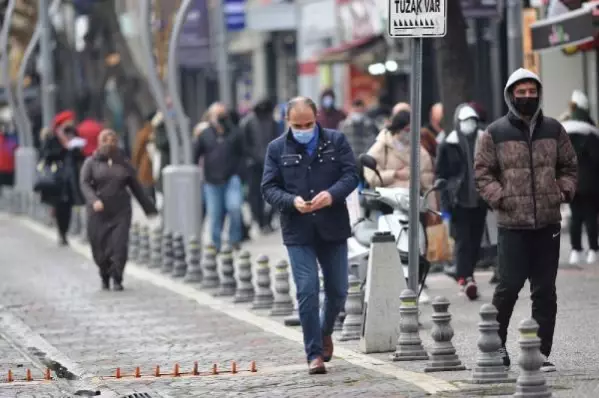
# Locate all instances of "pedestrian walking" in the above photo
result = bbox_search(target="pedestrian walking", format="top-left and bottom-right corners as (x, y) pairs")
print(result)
(474, 68), (577, 373)
(80, 129), (158, 291)
(561, 90), (599, 265)
(131, 115), (157, 201)
(317, 88), (346, 130)
(38, 111), (86, 246)
(193, 103), (245, 252)
(261, 96), (358, 374)
(436, 104), (487, 300)
(241, 98), (279, 234)
(339, 99), (379, 160)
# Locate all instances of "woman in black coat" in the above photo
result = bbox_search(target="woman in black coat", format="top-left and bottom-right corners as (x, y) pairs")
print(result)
(80, 129), (158, 291)
(39, 115), (86, 245)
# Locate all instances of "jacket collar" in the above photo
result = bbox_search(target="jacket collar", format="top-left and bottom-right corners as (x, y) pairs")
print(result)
(507, 110), (544, 133)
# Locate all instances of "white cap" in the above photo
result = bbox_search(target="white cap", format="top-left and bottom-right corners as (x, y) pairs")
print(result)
(457, 106), (478, 121)
(571, 90), (589, 110)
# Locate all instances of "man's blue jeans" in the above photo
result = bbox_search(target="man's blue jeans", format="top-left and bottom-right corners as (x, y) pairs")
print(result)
(286, 241), (348, 361)
(204, 175), (243, 251)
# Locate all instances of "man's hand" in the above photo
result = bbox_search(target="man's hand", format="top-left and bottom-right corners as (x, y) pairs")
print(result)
(310, 191), (333, 211)
(93, 200), (104, 212)
(294, 196), (311, 214)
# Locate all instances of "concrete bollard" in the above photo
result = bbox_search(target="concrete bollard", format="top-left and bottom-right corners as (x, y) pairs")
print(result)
(391, 289), (428, 361)
(183, 236), (202, 283)
(79, 206), (88, 243)
(215, 245), (236, 296)
(318, 271), (325, 312)
(69, 207), (82, 236)
(513, 319), (552, 398)
(270, 260), (294, 316)
(200, 244), (219, 289)
(138, 225), (151, 266)
(128, 222), (140, 263)
(284, 302), (301, 327)
(171, 232), (187, 278)
(471, 304), (514, 384)
(338, 274), (362, 341)
(149, 225), (163, 269)
(233, 251), (254, 303)
(424, 296), (466, 372)
(334, 313), (345, 332)
(251, 255), (274, 310)
(160, 231), (174, 274)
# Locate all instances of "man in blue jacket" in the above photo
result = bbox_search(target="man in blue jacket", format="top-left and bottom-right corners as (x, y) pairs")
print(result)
(261, 97), (359, 375)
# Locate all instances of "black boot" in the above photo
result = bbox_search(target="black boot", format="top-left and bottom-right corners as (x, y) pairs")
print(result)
(113, 281), (124, 291)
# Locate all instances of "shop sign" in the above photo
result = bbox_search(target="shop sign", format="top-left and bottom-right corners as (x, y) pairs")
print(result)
(460, 0), (503, 19)
(531, 6), (597, 51)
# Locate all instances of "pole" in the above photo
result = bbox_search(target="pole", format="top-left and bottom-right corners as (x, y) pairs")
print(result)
(506, 0), (523, 73)
(138, 0), (181, 166)
(39, 0), (57, 128)
(0, 0), (26, 145)
(408, 37), (423, 294)
(214, 0), (232, 105)
(167, 0), (193, 165)
(489, 20), (503, 120)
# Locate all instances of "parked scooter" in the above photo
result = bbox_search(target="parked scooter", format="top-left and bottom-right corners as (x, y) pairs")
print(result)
(348, 154), (446, 303)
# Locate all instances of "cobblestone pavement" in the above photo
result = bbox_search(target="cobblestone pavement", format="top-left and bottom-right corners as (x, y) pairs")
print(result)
(0, 214), (432, 398)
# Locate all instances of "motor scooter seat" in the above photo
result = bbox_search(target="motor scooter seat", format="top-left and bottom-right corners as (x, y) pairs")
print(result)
(353, 219), (379, 247)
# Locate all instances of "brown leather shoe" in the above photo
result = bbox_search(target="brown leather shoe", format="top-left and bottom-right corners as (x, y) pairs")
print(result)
(308, 357), (326, 375)
(323, 335), (334, 362)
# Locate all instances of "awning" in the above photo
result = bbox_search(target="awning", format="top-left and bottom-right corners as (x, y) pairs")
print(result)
(317, 35), (386, 64)
(531, 2), (599, 52)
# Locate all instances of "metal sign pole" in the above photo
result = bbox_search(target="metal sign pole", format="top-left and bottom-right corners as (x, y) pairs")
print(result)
(407, 37), (423, 294)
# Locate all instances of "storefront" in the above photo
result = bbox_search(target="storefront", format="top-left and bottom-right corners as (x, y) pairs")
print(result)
(530, 1), (599, 119)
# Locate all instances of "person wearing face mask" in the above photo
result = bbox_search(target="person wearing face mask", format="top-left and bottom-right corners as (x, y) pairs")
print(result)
(38, 111), (86, 246)
(339, 99), (378, 161)
(261, 96), (358, 375)
(474, 68), (577, 373)
(193, 102), (245, 252)
(316, 88), (346, 129)
(80, 129), (157, 291)
(436, 104), (487, 300)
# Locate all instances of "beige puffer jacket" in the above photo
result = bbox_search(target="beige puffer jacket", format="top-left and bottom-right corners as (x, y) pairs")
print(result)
(364, 129), (437, 210)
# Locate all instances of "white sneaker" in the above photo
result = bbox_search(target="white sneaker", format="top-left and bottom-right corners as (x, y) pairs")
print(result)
(418, 289), (431, 305)
(569, 251), (582, 265)
(586, 250), (597, 264)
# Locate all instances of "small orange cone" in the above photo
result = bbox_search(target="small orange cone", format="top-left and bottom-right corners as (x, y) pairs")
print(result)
(7, 370), (13, 383)
(154, 365), (160, 377)
(135, 367), (141, 378)
(173, 363), (180, 377)
(192, 362), (199, 376)
(211, 363), (218, 375)
(44, 368), (51, 380)
(26, 369), (32, 382)
(231, 361), (237, 374)
(115, 368), (121, 379)
(250, 361), (257, 372)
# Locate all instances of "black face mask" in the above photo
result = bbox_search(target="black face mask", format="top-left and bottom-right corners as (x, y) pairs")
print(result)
(513, 97), (539, 116)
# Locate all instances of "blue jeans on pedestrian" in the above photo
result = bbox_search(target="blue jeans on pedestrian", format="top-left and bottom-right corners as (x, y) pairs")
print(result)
(286, 241), (348, 361)
(204, 175), (243, 251)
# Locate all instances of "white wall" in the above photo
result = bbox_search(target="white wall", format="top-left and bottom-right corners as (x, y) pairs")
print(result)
(539, 50), (585, 119)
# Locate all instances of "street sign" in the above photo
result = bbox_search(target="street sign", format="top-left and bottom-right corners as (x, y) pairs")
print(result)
(388, 0), (447, 37)
(224, 0), (246, 31)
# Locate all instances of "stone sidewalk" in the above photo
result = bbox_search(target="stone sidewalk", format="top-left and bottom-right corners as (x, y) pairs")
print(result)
(0, 214), (435, 398)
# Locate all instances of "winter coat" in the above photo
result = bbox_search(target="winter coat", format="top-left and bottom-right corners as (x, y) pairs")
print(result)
(363, 129), (436, 211)
(436, 103), (485, 211)
(193, 123), (244, 185)
(131, 123), (154, 187)
(474, 68), (577, 230)
(561, 118), (599, 196)
(39, 135), (85, 206)
(240, 111), (279, 166)
(339, 113), (379, 159)
(420, 126), (438, 161)
(0, 131), (16, 186)
(261, 126), (359, 245)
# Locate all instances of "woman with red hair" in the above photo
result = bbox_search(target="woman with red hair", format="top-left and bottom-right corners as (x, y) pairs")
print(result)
(38, 110), (86, 245)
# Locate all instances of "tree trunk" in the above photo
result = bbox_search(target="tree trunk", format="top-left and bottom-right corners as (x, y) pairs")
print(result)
(434, 1), (474, 132)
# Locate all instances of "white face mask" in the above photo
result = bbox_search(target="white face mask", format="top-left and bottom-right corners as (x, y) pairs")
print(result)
(460, 119), (478, 135)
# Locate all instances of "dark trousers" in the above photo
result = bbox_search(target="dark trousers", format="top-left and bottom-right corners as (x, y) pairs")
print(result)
(452, 205), (487, 280)
(248, 163), (272, 229)
(492, 224), (560, 357)
(54, 202), (72, 240)
(569, 194), (599, 251)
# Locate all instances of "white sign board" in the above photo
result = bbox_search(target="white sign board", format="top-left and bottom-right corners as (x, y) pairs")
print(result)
(388, 0), (447, 38)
